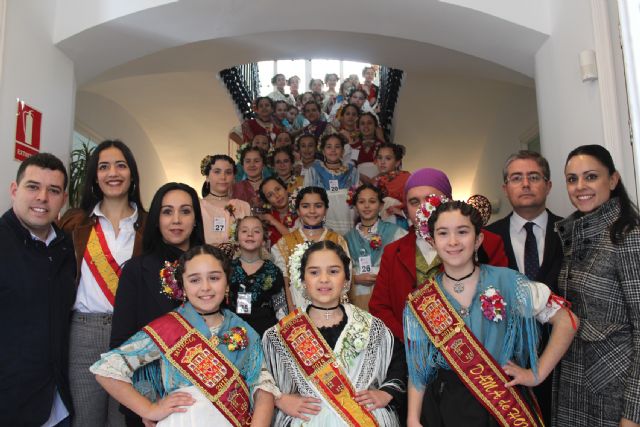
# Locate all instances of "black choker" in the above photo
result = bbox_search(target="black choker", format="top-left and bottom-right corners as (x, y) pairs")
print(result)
(302, 223), (323, 230)
(198, 308), (221, 316)
(444, 265), (476, 294)
(209, 192), (229, 200)
(309, 304), (341, 320)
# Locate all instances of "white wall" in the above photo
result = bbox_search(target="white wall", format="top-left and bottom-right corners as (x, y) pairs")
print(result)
(75, 91), (168, 208)
(534, 0), (604, 216)
(0, 0), (75, 212)
(394, 73), (538, 207)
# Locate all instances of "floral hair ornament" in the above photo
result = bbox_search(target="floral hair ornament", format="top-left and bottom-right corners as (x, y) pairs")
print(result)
(289, 241), (313, 294)
(479, 287), (507, 322)
(159, 260), (184, 301)
(345, 185), (358, 208)
(235, 142), (250, 163)
(222, 326), (249, 351)
(200, 155), (213, 176)
(467, 194), (492, 227)
(415, 194), (450, 241)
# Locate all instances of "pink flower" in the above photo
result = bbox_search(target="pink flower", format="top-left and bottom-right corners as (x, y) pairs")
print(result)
(479, 287), (506, 322)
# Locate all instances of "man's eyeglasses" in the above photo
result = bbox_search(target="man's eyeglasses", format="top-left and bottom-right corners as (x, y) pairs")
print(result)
(505, 173), (548, 185)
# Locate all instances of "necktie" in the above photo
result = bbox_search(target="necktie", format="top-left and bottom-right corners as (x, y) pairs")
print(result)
(524, 222), (540, 279)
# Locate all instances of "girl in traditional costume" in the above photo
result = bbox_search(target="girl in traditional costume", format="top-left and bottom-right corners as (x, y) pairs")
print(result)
(258, 176), (297, 246)
(92, 244), (277, 427)
(241, 96), (282, 145)
(199, 155), (251, 245)
(351, 112), (384, 184)
(232, 146), (269, 211)
(264, 240), (406, 426)
(267, 74), (295, 106)
(272, 186), (350, 310)
(272, 147), (304, 195)
(373, 143), (411, 228)
(404, 200), (577, 427)
(228, 216), (287, 336)
(111, 182), (205, 426)
(304, 133), (360, 235)
(337, 103), (360, 147)
(295, 134), (320, 178)
(344, 184), (407, 311)
(59, 139), (146, 426)
(301, 100), (337, 142)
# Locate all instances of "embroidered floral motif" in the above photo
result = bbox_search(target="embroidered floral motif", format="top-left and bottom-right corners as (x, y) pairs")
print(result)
(480, 287), (507, 322)
(159, 260), (183, 301)
(336, 308), (370, 367)
(416, 194), (449, 241)
(221, 326), (249, 351)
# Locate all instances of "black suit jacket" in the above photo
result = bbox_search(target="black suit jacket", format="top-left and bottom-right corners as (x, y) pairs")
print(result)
(486, 209), (563, 292)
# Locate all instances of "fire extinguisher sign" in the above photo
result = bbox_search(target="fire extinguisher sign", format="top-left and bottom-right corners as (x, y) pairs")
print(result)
(14, 99), (42, 162)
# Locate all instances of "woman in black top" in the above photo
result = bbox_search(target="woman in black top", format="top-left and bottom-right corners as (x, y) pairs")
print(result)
(110, 182), (204, 426)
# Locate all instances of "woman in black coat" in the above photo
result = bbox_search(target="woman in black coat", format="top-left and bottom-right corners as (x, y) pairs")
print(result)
(110, 182), (205, 426)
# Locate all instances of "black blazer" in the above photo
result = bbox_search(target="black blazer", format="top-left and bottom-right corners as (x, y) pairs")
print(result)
(110, 252), (180, 348)
(486, 209), (563, 292)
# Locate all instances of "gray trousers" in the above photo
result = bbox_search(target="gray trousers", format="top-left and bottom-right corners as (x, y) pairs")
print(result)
(69, 312), (126, 427)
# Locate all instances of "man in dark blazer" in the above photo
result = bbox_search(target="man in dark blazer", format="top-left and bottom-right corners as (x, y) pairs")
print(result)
(486, 150), (563, 424)
(0, 153), (76, 426)
(486, 150), (563, 291)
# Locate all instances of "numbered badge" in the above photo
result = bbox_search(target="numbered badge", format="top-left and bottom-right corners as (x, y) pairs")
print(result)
(329, 179), (340, 193)
(358, 255), (372, 274)
(213, 217), (226, 233)
(237, 292), (252, 314)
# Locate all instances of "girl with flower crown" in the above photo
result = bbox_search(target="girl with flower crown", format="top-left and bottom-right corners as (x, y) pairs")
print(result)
(263, 240), (406, 426)
(271, 186), (350, 311)
(258, 176), (298, 246)
(93, 244), (278, 427)
(304, 133), (360, 235)
(344, 184), (407, 311)
(199, 155), (251, 245)
(228, 216), (287, 336)
(110, 182), (205, 426)
(403, 200), (577, 427)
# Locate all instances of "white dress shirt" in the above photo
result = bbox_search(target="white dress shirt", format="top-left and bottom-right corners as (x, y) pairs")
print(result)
(509, 210), (548, 274)
(73, 203), (138, 313)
